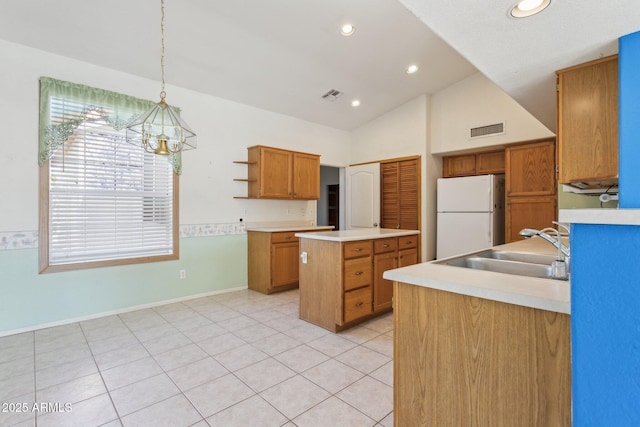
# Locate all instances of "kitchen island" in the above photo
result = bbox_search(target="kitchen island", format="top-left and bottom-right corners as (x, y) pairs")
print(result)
(384, 237), (571, 426)
(295, 228), (420, 332)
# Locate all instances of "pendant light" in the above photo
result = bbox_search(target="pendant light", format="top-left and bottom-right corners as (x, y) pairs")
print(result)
(126, 0), (196, 155)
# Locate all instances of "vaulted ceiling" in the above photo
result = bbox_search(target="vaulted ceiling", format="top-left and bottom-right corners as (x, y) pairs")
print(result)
(1, 0), (639, 132)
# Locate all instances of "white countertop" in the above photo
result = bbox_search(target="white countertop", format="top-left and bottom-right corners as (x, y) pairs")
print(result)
(246, 225), (334, 232)
(383, 238), (570, 314)
(559, 208), (640, 225)
(295, 228), (420, 242)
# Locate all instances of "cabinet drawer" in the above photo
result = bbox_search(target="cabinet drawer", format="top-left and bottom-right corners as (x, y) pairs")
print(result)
(343, 240), (372, 259)
(271, 232), (298, 243)
(398, 235), (418, 249)
(344, 287), (372, 324)
(344, 257), (372, 291)
(374, 238), (397, 254)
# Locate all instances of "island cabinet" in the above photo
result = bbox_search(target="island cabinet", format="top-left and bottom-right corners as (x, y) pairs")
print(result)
(394, 282), (571, 426)
(556, 55), (618, 188)
(247, 227), (331, 294)
(297, 230), (420, 332)
(236, 145), (320, 200)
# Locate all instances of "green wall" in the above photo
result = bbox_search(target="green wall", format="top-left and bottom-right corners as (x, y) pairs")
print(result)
(0, 235), (247, 334)
(558, 187), (618, 209)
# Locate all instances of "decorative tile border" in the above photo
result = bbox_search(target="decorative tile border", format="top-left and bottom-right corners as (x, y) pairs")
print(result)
(0, 223), (247, 251)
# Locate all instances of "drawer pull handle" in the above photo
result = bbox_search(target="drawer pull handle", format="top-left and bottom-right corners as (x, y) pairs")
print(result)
(383, 244), (389, 248)
(353, 248), (363, 252)
(355, 302), (363, 307)
(354, 271), (363, 276)
(406, 241), (412, 245)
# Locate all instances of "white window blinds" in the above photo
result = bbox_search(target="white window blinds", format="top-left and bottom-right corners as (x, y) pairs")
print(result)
(47, 97), (175, 265)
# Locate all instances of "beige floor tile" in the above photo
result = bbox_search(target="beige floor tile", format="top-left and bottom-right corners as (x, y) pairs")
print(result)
(87, 332), (139, 355)
(217, 315), (259, 332)
(234, 358), (296, 393)
(35, 323), (82, 340)
(335, 345), (390, 374)
(142, 332), (192, 356)
(121, 394), (202, 427)
(154, 343), (209, 371)
(0, 357), (34, 381)
(362, 334), (393, 358)
(181, 323), (227, 342)
(360, 314), (393, 334)
(184, 374), (254, 418)
(369, 361), (393, 387)
(94, 342), (150, 371)
(247, 308), (286, 323)
(34, 330), (87, 354)
(0, 371), (34, 401)
(307, 333), (358, 357)
(336, 376), (393, 422)
(36, 357), (98, 390)
(81, 314), (126, 331)
(206, 395), (287, 427)
(110, 374), (180, 416)
(0, 392), (35, 426)
(379, 411), (393, 427)
(37, 393), (117, 427)
(0, 332), (33, 349)
(251, 332), (301, 356)
(132, 323), (179, 342)
(35, 343), (92, 370)
(158, 308), (201, 323)
(264, 315), (308, 332)
(0, 342), (33, 365)
(101, 356), (163, 391)
(293, 396), (375, 427)
(167, 357), (229, 392)
(232, 324), (279, 343)
(197, 333), (246, 356)
(260, 375), (330, 419)
(198, 307), (242, 323)
(170, 314), (213, 333)
(274, 345), (330, 373)
(282, 323), (331, 343)
(337, 325), (382, 344)
(213, 344), (269, 372)
(36, 373), (105, 405)
(120, 314), (168, 332)
(82, 324), (131, 343)
(301, 359), (364, 394)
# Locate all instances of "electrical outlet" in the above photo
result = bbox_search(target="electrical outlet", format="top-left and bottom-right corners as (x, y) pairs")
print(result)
(179, 269), (187, 279)
(300, 207), (306, 216)
(286, 208), (291, 215)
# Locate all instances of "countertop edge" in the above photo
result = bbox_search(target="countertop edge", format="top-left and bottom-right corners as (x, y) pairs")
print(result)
(246, 226), (334, 232)
(559, 208), (640, 225)
(295, 229), (420, 242)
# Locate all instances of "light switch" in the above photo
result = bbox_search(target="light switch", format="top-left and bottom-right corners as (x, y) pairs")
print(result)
(300, 251), (308, 264)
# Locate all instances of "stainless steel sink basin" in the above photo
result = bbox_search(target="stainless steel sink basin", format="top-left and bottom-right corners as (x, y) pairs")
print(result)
(476, 250), (557, 265)
(445, 256), (554, 279)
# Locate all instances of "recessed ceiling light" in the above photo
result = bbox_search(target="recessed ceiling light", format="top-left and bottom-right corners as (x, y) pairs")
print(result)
(340, 24), (355, 36)
(351, 100), (361, 107)
(406, 65), (419, 74)
(510, 0), (550, 18)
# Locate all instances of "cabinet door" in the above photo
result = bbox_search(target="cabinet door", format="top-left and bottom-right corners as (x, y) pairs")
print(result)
(398, 247), (418, 268)
(260, 147), (292, 198)
(292, 152), (320, 199)
(557, 56), (618, 185)
(506, 141), (556, 197)
(373, 251), (397, 312)
(381, 163), (399, 229)
(443, 154), (476, 177)
(476, 151), (505, 175)
(399, 159), (419, 230)
(505, 196), (557, 243)
(271, 241), (300, 287)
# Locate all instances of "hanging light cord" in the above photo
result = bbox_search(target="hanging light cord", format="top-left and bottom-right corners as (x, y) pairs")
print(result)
(160, 0), (166, 101)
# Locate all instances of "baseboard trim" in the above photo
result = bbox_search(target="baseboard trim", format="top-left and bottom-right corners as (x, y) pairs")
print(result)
(0, 285), (248, 338)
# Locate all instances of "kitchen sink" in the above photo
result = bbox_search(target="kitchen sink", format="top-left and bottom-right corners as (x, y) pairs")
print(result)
(438, 249), (567, 280)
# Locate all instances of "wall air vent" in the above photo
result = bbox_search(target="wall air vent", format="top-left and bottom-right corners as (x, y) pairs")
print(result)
(322, 89), (343, 101)
(469, 122), (506, 139)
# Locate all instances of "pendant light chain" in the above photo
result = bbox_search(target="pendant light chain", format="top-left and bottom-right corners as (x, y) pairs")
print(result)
(160, 0), (166, 101)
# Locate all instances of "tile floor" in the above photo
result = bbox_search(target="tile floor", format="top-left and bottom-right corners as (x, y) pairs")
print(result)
(0, 289), (394, 427)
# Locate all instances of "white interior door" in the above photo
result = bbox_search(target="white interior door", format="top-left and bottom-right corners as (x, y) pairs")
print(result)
(346, 163), (380, 229)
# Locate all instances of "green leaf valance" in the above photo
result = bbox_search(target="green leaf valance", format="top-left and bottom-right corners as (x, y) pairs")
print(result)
(38, 77), (182, 174)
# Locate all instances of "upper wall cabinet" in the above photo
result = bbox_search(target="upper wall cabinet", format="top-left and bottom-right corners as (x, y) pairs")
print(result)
(442, 150), (505, 178)
(235, 145), (320, 200)
(556, 55), (618, 188)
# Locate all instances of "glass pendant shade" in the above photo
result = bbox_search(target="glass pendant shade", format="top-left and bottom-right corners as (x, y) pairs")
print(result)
(126, 96), (196, 155)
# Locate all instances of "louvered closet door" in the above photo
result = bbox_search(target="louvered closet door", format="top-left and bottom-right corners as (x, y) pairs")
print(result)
(381, 159), (419, 230)
(399, 159), (419, 230)
(381, 163), (399, 229)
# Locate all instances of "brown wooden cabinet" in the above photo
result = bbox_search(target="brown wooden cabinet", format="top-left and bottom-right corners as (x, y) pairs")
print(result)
(394, 282), (571, 426)
(505, 140), (557, 242)
(442, 150), (505, 177)
(381, 158), (420, 230)
(373, 235), (418, 312)
(237, 145), (320, 199)
(248, 229), (321, 294)
(298, 233), (419, 332)
(556, 55), (618, 188)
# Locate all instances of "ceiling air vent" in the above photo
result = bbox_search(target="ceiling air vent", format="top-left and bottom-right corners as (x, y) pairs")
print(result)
(322, 89), (343, 101)
(469, 122), (506, 139)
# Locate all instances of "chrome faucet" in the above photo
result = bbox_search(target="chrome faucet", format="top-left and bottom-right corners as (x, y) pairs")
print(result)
(519, 222), (570, 280)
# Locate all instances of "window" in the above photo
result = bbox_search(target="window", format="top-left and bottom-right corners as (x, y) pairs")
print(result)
(38, 78), (179, 273)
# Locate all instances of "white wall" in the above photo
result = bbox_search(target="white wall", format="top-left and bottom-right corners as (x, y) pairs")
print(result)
(0, 39), (351, 231)
(351, 95), (434, 260)
(430, 72), (554, 154)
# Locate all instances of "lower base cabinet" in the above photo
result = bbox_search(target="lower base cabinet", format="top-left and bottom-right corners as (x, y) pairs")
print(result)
(394, 282), (571, 426)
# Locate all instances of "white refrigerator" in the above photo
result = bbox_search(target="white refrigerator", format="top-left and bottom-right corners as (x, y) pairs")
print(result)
(436, 174), (505, 259)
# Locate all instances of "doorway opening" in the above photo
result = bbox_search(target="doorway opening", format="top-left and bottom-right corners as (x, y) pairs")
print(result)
(317, 165), (344, 230)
